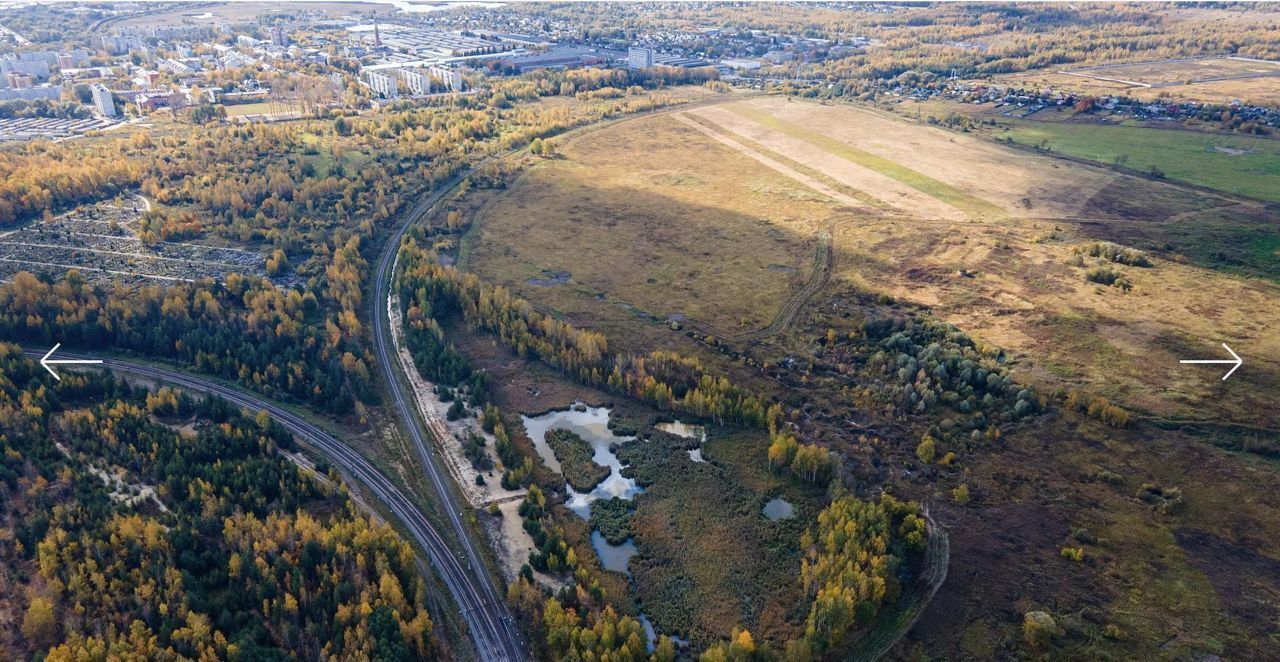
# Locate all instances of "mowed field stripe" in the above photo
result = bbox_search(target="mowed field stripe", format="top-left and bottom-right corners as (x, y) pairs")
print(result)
(678, 112), (891, 211)
(674, 112), (878, 212)
(724, 102), (1005, 219)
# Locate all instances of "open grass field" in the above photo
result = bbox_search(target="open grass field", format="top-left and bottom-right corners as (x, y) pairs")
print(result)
(467, 95), (1280, 425)
(449, 94), (1280, 658)
(224, 100), (306, 118)
(460, 111), (833, 339)
(1000, 121), (1280, 203)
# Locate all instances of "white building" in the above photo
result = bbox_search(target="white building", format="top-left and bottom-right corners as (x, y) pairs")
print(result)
(627, 47), (654, 69)
(399, 68), (431, 96)
(365, 70), (398, 98)
(91, 83), (116, 117)
(271, 25), (290, 47)
(102, 35), (144, 55)
(428, 65), (462, 92)
(0, 56), (50, 79)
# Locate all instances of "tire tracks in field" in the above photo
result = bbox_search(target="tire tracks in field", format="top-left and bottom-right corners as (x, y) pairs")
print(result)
(846, 505), (950, 662)
(686, 224), (833, 345)
(735, 225), (833, 344)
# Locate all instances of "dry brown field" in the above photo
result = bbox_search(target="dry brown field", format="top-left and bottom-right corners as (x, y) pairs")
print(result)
(449, 94), (1280, 659)
(1000, 56), (1280, 106)
(465, 95), (1280, 427)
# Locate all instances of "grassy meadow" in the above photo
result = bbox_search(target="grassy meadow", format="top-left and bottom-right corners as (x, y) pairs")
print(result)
(1001, 121), (1280, 202)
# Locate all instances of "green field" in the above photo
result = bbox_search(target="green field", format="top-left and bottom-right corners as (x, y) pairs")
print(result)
(1001, 122), (1280, 202)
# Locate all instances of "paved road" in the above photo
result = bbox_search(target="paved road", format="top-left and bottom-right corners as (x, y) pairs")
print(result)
(20, 349), (518, 661)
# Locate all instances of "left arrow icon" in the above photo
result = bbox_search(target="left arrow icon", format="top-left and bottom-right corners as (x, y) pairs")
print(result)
(40, 343), (103, 381)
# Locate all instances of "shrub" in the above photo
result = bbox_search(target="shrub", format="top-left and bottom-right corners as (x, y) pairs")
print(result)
(589, 497), (634, 545)
(916, 433), (937, 464)
(1023, 611), (1062, 650)
(1084, 265), (1131, 291)
(1064, 390), (1131, 428)
(1137, 483), (1184, 515)
(545, 428), (609, 492)
(1078, 241), (1151, 267)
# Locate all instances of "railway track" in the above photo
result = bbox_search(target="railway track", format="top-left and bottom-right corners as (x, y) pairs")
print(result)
(18, 348), (521, 660)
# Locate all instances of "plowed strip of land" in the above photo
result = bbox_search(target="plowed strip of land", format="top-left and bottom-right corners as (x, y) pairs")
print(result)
(673, 112), (882, 213)
(735, 227), (833, 343)
(689, 104), (969, 221)
(719, 102), (1006, 219)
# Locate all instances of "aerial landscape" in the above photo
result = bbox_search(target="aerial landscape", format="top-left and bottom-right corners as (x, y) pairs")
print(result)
(0, 2), (1276, 660)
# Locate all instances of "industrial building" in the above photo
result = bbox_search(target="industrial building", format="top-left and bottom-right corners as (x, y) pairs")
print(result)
(497, 46), (612, 73)
(348, 24), (497, 59)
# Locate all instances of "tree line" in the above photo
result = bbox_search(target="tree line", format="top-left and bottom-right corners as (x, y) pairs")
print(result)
(396, 239), (768, 428)
(0, 270), (373, 415)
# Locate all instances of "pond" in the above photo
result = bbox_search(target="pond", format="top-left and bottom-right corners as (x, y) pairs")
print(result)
(763, 497), (795, 520)
(522, 403), (643, 518)
(655, 419), (707, 463)
(640, 613), (690, 653)
(591, 530), (637, 575)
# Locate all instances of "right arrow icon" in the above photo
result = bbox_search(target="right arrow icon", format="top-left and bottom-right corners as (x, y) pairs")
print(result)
(1179, 342), (1243, 381)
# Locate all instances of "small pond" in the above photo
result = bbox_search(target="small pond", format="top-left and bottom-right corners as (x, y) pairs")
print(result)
(763, 497), (796, 520)
(591, 531), (637, 575)
(640, 613), (690, 653)
(522, 403), (643, 518)
(655, 419), (707, 463)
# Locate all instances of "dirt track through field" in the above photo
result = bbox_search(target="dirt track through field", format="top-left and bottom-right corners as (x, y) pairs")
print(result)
(689, 104), (969, 222)
(687, 225), (833, 345)
(735, 226), (833, 343)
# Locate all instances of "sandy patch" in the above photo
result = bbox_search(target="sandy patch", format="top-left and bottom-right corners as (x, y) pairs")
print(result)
(54, 439), (168, 513)
(388, 287), (526, 509)
(482, 497), (566, 590)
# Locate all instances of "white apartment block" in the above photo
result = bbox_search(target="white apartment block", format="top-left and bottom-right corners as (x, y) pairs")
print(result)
(91, 83), (116, 117)
(627, 47), (654, 69)
(428, 65), (462, 92)
(398, 68), (431, 96)
(365, 70), (398, 98)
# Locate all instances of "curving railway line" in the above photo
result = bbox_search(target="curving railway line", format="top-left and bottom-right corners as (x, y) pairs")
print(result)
(19, 348), (524, 661)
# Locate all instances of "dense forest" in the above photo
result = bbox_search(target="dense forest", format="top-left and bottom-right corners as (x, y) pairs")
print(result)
(0, 270), (373, 415)
(0, 80), (702, 424)
(0, 343), (438, 659)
